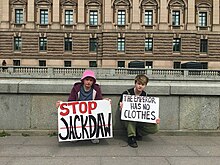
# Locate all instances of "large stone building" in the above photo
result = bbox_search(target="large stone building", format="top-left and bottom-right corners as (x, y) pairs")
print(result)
(0, 0), (220, 69)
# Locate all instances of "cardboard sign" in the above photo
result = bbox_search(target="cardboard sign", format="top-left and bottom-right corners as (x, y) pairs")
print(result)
(121, 95), (159, 123)
(58, 100), (112, 142)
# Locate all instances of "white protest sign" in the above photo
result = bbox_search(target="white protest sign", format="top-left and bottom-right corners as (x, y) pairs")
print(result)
(121, 94), (159, 123)
(58, 100), (112, 142)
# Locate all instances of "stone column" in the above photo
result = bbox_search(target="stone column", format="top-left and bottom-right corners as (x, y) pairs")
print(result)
(187, 0), (196, 30)
(131, 0), (140, 29)
(26, 0), (35, 29)
(159, 0), (168, 30)
(51, 0), (60, 29)
(77, 0), (85, 30)
(103, 0), (113, 29)
(0, 1), (3, 23)
(1, 0), (10, 28)
(213, 0), (220, 31)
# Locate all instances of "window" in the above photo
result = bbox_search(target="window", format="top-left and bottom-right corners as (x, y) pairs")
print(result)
(117, 10), (125, 25)
(113, 0), (130, 28)
(173, 38), (181, 52)
(117, 38), (125, 52)
(14, 37), (22, 51)
(168, 0), (186, 30)
(146, 61), (153, 68)
(86, 1), (102, 28)
(85, 0), (101, 29)
(15, 9), (23, 24)
(40, 9), (48, 25)
(39, 60), (46, 66)
(196, 2), (212, 30)
(64, 61), (71, 67)
(144, 10), (153, 25)
(13, 60), (20, 66)
(65, 10), (73, 25)
(200, 39), (208, 53)
(172, 11), (180, 26)
(35, 0), (52, 27)
(61, 0), (77, 26)
(39, 37), (47, 51)
(89, 10), (98, 26)
(89, 38), (97, 52)
(199, 12), (207, 27)
(89, 61), (97, 67)
(145, 38), (153, 52)
(10, 0), (27, 26)
(141, 0), (158, 29)
(118, 61), (125, 68)
(64, 38), (72, 51)
(173, 62), (181, 69)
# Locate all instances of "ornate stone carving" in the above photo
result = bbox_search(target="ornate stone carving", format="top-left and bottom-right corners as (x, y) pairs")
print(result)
(9, 0), (27, 5)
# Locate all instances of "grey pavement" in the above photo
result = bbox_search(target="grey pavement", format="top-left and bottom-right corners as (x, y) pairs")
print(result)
(1, 135), (220, 165)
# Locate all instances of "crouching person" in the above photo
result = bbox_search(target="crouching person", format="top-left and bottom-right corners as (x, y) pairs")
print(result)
(118, 74), (160, 148)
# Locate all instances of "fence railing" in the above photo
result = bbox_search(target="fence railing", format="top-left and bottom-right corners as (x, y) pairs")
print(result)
(0, 66), (220, 79)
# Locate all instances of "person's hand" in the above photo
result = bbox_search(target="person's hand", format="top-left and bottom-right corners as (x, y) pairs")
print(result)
(119, 102), (123, 111)
(56, 100), (62, 109)
(156, 118), (160, 124)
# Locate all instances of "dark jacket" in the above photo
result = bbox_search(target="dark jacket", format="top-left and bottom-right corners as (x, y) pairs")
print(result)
(68, 82), (103, 101)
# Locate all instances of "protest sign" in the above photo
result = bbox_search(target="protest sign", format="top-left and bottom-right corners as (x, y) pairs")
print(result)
(121, 94), (159, 123)
(58, 100), (112, 142)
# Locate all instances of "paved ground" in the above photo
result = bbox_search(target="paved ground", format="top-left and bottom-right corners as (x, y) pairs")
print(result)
(0, 135), (220, 165)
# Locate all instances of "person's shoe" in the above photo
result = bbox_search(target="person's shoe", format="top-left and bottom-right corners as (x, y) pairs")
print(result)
(128, 136), (138, 148)
(136, 134), (143, 141)
(91, 139), (100, 144)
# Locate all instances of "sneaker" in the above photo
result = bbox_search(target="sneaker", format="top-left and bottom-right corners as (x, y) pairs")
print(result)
(91, 139), (100, 144)
(128, 136), (138, 148)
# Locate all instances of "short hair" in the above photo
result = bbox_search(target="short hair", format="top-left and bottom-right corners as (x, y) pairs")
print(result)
(134, 74), (149, 85)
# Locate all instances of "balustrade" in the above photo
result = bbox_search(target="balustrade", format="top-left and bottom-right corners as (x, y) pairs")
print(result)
(0, 66), (220, 79)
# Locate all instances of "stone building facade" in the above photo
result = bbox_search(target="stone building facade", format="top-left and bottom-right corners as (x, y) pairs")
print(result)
(0, 0), (220, 69)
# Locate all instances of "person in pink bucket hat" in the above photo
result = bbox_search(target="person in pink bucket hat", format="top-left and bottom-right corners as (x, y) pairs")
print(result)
(56, 69), (103, 144)
(68, 69), (102, 101)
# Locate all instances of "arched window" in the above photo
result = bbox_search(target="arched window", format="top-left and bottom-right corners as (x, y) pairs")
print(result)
(112, 0), (131, 29)
(35, 0), (52, 28)
(86, 0), (102, 29)
(140, 0), (159, 29)
(60, 0), (77, 29)
(196, 0), (212, 31)
(10, 0), (27, 28)
(168, 0), (187, 30)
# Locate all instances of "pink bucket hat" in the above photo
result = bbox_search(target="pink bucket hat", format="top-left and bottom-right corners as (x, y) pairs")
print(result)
(81, 70), (96, 83)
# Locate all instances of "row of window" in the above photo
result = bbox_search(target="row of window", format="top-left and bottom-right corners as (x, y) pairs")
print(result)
(10, 0), (212, 30)
(14, 36), (208, 53)
(10, 59), (208, 69)
(13, 8), (210, 29)
(11, 59), (97, 67)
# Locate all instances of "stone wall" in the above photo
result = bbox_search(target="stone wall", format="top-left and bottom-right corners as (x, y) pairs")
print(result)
(0, 78), (220, 135)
